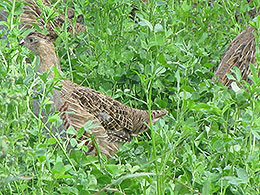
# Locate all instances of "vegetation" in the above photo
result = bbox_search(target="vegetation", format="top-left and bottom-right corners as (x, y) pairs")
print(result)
(1, 0), (260, 194)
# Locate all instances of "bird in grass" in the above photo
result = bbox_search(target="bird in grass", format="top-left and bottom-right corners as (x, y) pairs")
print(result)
(214, 25), (258, 88)
(19, 32), (168, 157)
(18, 0), (85, 34)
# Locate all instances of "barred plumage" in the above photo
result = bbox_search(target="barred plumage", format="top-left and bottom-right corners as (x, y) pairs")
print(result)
(20, 32), (168, 156)
(214, 25), (258, 87)
(17, 0), (85, 34)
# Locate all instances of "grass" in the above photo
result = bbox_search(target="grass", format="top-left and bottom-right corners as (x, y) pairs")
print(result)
(1, 0), (260, 194)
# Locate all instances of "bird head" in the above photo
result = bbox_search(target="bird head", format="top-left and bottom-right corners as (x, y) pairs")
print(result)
(19, 32), (58, 55)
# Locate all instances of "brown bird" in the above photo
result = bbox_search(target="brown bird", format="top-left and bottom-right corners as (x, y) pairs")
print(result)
(18, 0), (85, 34)
(19, 32), (168, 157)
(214, 25), (258, 88)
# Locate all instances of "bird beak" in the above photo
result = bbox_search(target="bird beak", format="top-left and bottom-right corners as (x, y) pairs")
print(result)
(19, 39), (25, 45)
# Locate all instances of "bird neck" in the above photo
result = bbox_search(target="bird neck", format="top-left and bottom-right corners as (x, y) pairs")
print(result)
(37, 45), (61, 75)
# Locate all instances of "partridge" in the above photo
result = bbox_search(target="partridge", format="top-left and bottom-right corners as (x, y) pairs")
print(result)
(17, 0), (85, 34)
(214, 25), (258, 87)
(20, 32), (168, 157)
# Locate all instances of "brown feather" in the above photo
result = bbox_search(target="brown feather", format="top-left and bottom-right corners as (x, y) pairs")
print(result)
(20, 32), (168, 156)
(16, 0), (86, 34)
(214, 25), (258, 88)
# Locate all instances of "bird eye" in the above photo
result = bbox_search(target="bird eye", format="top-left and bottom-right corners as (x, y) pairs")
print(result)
(28, 37), (34, 43)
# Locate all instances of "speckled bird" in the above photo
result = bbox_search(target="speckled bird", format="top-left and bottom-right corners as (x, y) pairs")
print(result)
(18, 0), (85, 34)
(214, 25), (258, 87)
(19, 32), (168, 157)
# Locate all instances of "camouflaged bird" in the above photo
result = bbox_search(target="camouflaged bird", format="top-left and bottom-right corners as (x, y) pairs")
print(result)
(20, 32), (168, 157)
(214, 25), (258, 88)
(17, 0), (85, 34)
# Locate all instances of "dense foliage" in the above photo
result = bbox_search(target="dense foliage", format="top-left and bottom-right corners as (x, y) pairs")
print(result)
(0, 0), (260, 194)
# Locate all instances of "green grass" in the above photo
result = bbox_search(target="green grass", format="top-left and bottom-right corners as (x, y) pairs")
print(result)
(1, 0), (260, 194)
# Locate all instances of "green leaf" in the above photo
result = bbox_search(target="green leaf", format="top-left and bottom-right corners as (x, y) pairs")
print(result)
(249, 63), (258, 83)
(83, 120), (100, 132)
(59, 187), (78, 194)
(35, 149), (45, 157)
(158, 54), (166, 64)
(179, 91), (192, 100)
(67, 126), (77, 135)
(154, 23), (163, 33)
(52, 66), (60, 80)
(202, 179), (211, 195)
(47, 137), (56, 145)
(193, 103), (211, 110)
(13, 2), (23, 15)
(53, 161), (64, 172)
(231, 82), (241, 93)
(0, 21), (8, 28)
(113, 172), (155, 185)
(175, 70), (180, 84)
(236, 168), (248, 182)
(70, 138), (78, 147)
(106, 28), (112, 36)
(97, 175), (112, 184)
(226, 73), (235, 80)
(47, 113), (60, 123)
(139, 19), (153, 31)
(106, 164), (122, 175)
(231, 66), (242, 81)
(223, 176), (245, 185)
(252, 129), (260, 139)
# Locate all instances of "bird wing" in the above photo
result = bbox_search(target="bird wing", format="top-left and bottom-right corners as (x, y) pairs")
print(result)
(59, 94), (120, 156)
(61, 80), (134, 143)
(21, 0), (86, 34)
(215, 26), (256, 87)
(71, 87), (134, 142)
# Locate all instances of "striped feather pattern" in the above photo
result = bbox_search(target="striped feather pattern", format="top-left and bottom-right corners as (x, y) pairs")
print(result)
(60, 80), (168, 144)
(18, 0), (85, 34)
(21, 32), (168, 157)
(214, 26), (258, 87)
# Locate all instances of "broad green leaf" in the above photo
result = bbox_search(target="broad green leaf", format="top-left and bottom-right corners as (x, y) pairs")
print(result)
(154, 23), (163, 33)
(47, 113), (60, 123)
(139, 19), (153, 31)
